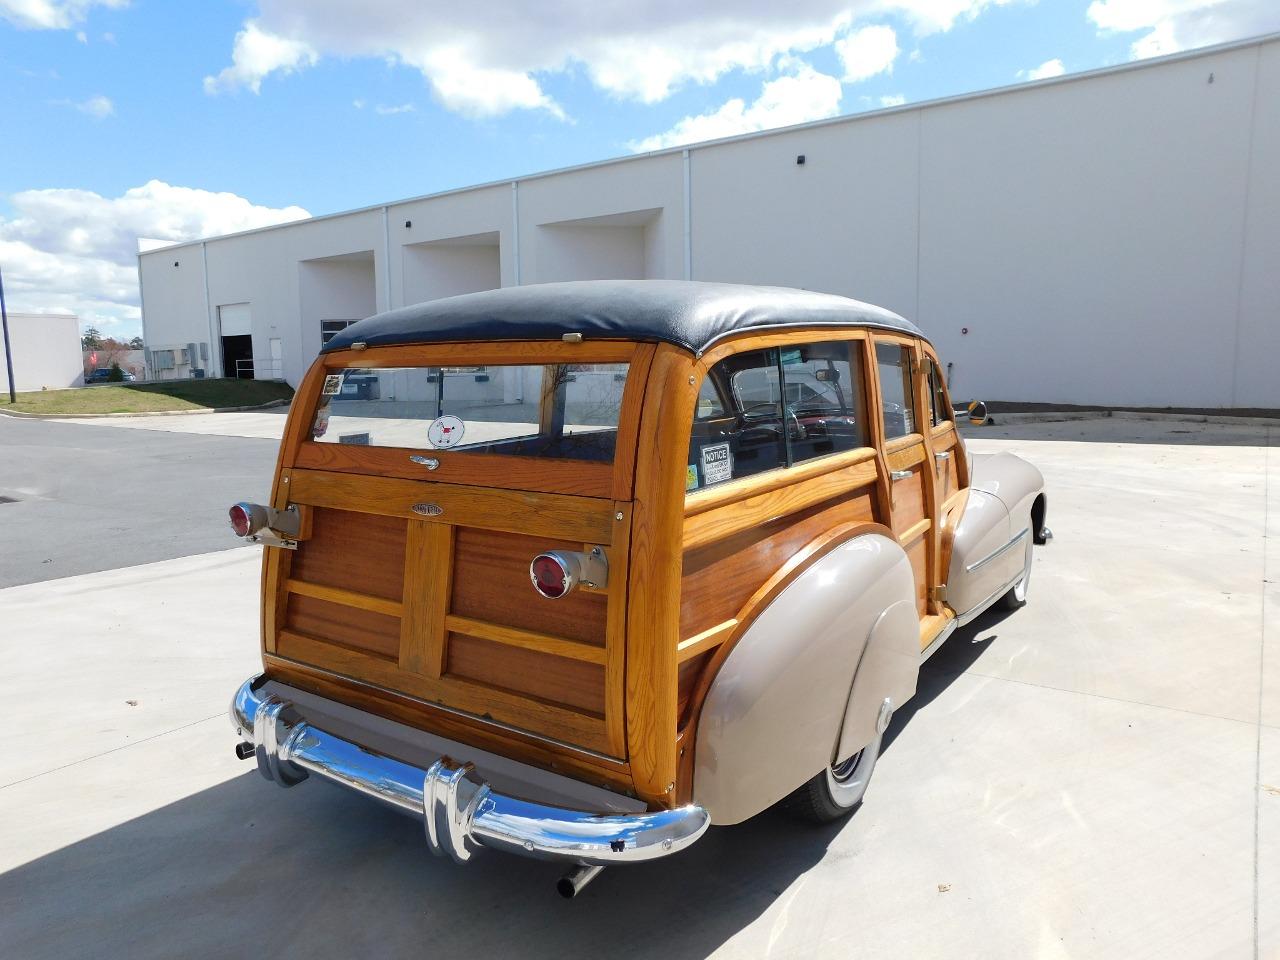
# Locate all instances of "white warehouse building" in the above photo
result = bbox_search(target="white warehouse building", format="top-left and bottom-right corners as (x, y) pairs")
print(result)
(138, 34), (1280, 409)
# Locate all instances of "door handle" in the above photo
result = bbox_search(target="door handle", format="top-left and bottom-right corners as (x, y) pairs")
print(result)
(890, 469), (912, 481)
(934, 451), (951, 461)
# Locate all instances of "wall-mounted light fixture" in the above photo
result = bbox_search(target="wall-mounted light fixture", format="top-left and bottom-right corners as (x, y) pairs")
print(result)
(796, 155), (806, 165)
(404, 220), (412, 228)
(173, 261), (180, 267)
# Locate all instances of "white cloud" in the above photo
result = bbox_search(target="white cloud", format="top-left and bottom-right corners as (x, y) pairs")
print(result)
(629, 64), (843, 152)
(835, 24), (899, 81)
(1087, 0), (1280, 59)
(75, 93), (114, 117)
(202, 1), (1020, 117)
(0, 181), (309, 335)
(374, 102), (415, 114)
(1021, 57), (1065, 80)
(879, 93), (907, 105)
(352, 98), (366, 109)
(203, 20), (318, 94)
(74, 28), (85, 42)
(0, 0), (126, 30)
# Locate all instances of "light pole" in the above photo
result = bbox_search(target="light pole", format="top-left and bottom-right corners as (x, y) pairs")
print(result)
(0, 264), (15, 404)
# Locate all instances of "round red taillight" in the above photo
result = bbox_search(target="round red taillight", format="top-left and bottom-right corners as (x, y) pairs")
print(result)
(530, 553), (571, 599)
(228, 504), (253, 538)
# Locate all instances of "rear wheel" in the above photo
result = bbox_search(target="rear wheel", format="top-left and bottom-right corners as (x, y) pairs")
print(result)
(783, 734), (882, 823)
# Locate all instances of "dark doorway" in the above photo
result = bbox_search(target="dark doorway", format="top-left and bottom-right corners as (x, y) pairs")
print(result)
(221, 335), (253, 379)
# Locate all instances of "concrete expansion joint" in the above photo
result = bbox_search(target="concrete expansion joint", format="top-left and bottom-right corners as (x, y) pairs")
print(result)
(0, 713), (224, 791)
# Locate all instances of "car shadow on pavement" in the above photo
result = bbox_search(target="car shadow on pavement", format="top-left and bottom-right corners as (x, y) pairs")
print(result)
(1, 764), (849, 960)
(1, 620), (1013, 960)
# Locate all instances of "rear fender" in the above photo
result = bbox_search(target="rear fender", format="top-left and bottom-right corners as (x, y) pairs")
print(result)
(693, 532), (917, 825)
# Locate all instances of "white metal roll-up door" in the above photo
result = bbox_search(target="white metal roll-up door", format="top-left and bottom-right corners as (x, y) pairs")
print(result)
(217, 302), (251, 336)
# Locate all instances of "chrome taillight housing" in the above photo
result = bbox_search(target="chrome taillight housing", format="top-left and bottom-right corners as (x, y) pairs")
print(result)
(227, 501), (301, 549)
(529, 547), (608, 599)
(228, 502), (269, 539)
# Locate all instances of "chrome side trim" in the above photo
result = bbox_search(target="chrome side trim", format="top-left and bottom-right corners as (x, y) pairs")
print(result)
(964, 527), (1029, 574)
(231, 677), (709, 867)
(955, 565), (1025, 627)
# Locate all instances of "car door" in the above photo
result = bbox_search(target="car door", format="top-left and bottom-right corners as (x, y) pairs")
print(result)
(871, 336), (944, 645)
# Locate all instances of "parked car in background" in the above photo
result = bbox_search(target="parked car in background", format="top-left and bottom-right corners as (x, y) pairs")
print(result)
(224, 280), (1050, 897)
(85, 367), (137, 384)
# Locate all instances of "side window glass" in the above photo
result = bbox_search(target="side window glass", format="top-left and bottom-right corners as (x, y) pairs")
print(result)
(687, 349), (786, 490)
(876, 342), (916, 440)
(779, 341), (868, 464)
(926, 357), (951, 427)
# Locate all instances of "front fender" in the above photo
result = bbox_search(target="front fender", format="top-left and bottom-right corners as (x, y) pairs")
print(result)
(693, 533), (916, 825)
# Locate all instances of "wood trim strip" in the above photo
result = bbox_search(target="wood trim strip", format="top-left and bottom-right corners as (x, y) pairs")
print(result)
(602, 510), (632, 759)
(286, 578), (403, 618)
(321, 340), (638, 369)
(287, 469), (616, 544)
(611, 344), (655, 502)
(274, 630), (613, 754)
(899, 517), (932, 545)
(399, 521), (453, 678)
(626, 344), (696, 805)
(444, 614), (608, 665)
(677, 619), (737, 663)
(292, 444), (614, 498)
(684, 445), (877, 517)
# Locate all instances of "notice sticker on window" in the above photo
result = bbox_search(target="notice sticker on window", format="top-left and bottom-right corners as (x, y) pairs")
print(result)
(685, 464), (699, 491)
(321, 374), (344, 396)
(700, 442), (732, 485)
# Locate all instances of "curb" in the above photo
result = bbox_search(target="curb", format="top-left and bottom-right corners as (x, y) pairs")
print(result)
(0, 398), (291, 420)
(964, 410), (1280, 429)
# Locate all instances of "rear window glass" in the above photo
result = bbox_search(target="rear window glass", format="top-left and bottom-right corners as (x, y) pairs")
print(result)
(310, 364), (628, 462)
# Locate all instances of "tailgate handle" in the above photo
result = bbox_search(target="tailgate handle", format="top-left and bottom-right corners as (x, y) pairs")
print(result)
(890, 469), (912, 481)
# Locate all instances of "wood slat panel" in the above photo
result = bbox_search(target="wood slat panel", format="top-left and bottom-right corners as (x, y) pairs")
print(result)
(282, 595), (401, 660)
(445, 633), (606, 717)
(289, 508), (406, 601)
(680, 489), (876, 642)
(677, 651), (713, 726)
(262, 656), (634, 793)
(294, 444), (614, 498)
(288, 469), (615, 544)
(286, 579), (402, 618)
(450, 528), (608, 646)
(274, 630), (612, 754)
(685, 446), (877, 517)
(444, 614), (607, 665)
(399, 521), (453, 677)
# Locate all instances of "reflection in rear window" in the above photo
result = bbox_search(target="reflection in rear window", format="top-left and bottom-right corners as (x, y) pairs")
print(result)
(311, 364), (628, 462)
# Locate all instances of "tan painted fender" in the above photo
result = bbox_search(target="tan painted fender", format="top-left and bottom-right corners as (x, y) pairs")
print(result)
(693, 533), (918, 825)
(948, 453), (1047, 619)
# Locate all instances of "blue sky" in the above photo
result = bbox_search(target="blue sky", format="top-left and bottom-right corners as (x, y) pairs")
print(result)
(1, 0), (1277, 336)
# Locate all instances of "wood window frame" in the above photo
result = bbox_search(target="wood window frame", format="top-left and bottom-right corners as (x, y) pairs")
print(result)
(301, 341), (654, 501)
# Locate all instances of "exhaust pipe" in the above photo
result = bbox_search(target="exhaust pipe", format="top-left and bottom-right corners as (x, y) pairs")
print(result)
(557, 864), (604, 899)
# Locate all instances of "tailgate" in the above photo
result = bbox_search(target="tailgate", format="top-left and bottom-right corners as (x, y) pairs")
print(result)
(267, 470), (630, 758)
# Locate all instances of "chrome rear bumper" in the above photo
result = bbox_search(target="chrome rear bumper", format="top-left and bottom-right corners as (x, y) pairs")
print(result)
(230, 676), (709, 866)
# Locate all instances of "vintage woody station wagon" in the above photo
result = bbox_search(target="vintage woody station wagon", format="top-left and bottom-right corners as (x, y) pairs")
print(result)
(228, 280), (1049, 897)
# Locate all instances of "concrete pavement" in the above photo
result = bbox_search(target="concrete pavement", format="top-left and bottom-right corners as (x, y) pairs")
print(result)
(0, 419), (1274, 959)
(0, 415), (277, 587)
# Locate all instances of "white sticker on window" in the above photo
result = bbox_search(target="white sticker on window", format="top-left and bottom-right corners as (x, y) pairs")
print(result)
(321, 374), (344, 396)
(428, 415), (465, 449)
(700, 442), (733, 485)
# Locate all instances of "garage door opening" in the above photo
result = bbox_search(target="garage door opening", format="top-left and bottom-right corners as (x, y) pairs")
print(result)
(535, 208), (664, 282)
(300, 251), (377, 358)
(221, 334), (253, 379)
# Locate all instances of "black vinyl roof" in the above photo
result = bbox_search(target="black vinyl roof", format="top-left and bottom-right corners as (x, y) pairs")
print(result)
(321, 279), (924, 357)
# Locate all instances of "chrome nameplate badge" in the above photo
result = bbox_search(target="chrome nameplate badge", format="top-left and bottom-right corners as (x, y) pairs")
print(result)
(412, 503), (444, 517)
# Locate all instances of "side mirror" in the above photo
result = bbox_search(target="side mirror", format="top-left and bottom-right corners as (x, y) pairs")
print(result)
(814, 368), (840, 383)
(966, 400), (990, 425)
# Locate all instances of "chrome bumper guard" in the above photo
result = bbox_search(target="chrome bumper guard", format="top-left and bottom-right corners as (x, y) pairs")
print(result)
(231, 677), (710, 866)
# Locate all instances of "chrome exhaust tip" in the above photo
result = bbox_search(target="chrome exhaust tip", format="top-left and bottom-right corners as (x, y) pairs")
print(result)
(557, 864), (604, 899)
